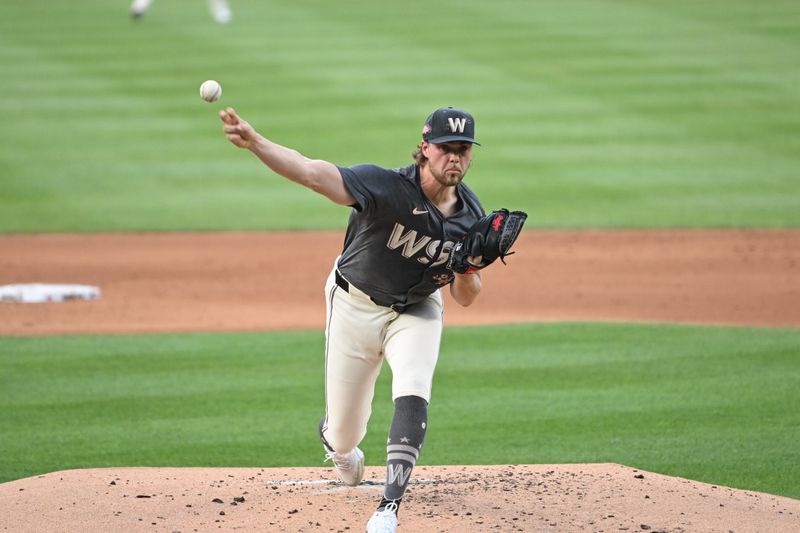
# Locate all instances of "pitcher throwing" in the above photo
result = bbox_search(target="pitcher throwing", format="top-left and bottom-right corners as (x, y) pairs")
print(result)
(219, 105), (525, 532)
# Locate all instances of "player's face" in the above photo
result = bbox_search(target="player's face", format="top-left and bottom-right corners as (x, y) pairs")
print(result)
(425, 141), (473, 186)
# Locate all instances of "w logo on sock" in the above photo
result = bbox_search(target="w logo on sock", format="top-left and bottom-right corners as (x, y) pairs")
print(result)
(387, 464), (412, 486)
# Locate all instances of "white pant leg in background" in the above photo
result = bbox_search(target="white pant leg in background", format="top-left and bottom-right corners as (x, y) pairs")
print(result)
(207, 0), (232, 23)
(131, 0), (231, 23)
(320, 266), (443, 452)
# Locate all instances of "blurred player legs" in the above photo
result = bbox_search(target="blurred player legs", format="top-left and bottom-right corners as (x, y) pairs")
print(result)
(208, 0), (232, 23)
(129, 0), (153, 18)
(130, 0), (233, 24)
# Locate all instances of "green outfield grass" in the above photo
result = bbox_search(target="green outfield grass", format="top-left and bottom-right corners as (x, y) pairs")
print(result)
(1, 0), (797, 513)
(1, 323), (798, 498)
(1, 0), (799, 231)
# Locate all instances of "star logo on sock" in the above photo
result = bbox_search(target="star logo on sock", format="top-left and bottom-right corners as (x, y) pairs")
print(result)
(400, 436), (410, 443)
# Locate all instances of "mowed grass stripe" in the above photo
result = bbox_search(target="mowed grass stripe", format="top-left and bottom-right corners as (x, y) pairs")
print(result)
(1, 323), (798, 498)
(1, 0), (799, 230)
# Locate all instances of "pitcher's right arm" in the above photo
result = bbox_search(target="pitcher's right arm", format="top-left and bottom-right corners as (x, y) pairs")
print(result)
(220, 107), (356, 206)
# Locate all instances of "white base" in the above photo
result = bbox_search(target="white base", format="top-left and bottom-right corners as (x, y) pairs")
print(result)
(0, 283), (101, 303)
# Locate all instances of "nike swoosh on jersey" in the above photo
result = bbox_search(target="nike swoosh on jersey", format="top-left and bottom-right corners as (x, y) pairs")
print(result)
(412, 208), (429, 215)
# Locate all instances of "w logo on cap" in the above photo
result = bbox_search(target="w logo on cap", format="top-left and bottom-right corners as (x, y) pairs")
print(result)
(422, 106), (480, 145)
(447, 117), (467, 133)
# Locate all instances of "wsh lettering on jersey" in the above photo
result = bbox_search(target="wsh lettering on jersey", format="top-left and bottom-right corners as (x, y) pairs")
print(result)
(386, 223), (453, 266)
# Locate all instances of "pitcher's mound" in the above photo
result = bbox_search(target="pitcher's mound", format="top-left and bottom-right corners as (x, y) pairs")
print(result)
(0, 464), (797, 532)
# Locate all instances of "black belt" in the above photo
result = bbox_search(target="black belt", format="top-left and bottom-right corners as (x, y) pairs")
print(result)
(334, 269), (350, 292)
(334, 270), (404, 311)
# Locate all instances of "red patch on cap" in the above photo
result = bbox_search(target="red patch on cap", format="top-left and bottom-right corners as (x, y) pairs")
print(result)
(422, 124), (432, 135)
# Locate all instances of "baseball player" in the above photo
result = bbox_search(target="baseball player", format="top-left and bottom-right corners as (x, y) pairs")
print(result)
(220, 105), (486, 533)
(130, 0), (232, 24)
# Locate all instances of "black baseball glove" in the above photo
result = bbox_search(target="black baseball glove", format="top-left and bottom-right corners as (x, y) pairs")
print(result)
(447, 209), (528, 274)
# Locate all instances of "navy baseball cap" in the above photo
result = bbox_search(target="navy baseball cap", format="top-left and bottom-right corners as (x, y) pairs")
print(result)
(421, 106), (480, 145)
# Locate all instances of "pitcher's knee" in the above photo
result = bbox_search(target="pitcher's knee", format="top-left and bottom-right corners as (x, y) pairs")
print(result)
(319, 417), (363, 453)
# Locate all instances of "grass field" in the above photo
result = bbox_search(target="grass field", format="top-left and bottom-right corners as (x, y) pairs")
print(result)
(2, 324), (799, 498)
(1, 0), (798, 505)
(1, 0), (799, 231)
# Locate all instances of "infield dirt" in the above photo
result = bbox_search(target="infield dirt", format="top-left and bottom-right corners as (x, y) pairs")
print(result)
(1, 230), (799, 335)
(1, 230), (799, 532)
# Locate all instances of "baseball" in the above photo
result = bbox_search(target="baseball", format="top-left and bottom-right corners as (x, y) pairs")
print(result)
(199, 80), (222, 103)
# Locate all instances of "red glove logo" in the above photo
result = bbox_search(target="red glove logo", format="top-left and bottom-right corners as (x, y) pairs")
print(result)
(491, 215), (504, 232)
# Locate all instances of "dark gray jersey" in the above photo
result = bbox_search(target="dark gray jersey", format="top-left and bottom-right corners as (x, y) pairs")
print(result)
(336, 163), (484, 312)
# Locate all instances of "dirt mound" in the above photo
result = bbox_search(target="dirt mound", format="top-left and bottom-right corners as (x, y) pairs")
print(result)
(0, 464), (797, 532)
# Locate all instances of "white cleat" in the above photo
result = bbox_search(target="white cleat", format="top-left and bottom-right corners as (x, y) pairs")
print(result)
(366, 502), (398, 533)
(130, 0), (153, 18)
(212, 8), (232, 24)
(324, 446), (365, 486)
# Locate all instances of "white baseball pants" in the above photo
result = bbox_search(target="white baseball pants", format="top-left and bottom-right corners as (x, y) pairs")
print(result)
(320, 262), (443, 453)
